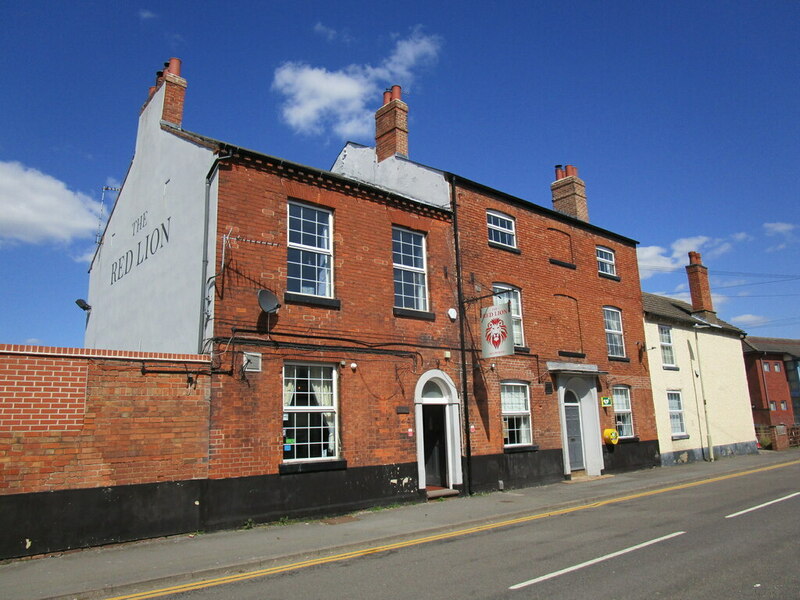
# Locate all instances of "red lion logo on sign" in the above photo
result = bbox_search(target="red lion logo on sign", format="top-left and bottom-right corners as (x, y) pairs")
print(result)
(485, 317), (508, 349)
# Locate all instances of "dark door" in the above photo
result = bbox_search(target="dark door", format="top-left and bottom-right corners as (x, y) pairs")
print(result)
(423, 404), (447, 487)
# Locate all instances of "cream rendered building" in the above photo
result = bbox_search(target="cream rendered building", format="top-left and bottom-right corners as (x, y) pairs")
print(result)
(643, 253), (757, 465)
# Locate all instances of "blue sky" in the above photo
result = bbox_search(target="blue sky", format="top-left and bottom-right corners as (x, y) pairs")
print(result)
(1, 1), (799, 347)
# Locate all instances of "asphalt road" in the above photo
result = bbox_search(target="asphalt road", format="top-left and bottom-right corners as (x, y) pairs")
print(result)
(166, 462), (800, 600)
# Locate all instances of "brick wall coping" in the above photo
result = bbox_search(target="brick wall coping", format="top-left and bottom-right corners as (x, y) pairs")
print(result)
(0, 344), (210, 364)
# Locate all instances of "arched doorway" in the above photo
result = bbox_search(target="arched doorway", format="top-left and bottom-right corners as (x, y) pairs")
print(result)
(558, 375), (604, 477)
(414, 370), (463, 491)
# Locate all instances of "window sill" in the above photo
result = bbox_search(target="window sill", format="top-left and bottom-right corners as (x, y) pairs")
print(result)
(504, 444), (539, 454)
(279, 459), (347, 475)
(549, 258), (577, 270)
(284, 292), (341, 310)
(514, 346), (531, 354)
(599, 272), (621, 282)
(393, 307), (436, 321)
(488, 241), (521, 254)
(559, 350), (586, 359)
(662, 365), (680, 371)
(617, 436), (640, 444)
(671, 434), (690, 441)
(608, 356), (630, 363)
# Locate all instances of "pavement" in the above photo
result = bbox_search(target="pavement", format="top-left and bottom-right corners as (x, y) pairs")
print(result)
(2, 448), (800, 600)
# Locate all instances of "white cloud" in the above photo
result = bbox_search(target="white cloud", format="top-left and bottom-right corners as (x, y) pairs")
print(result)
(273, 27), (442, 140)
(763, 221), (796, 252)
(0, 161), (102, 245)
(763, 222), (795, 236)
(637, 234), (738, 280)
(730, 314), (770, 327)
(313, 22), (352, 43)
(138, 9), (157, 20)
(732, 231), (754, 242)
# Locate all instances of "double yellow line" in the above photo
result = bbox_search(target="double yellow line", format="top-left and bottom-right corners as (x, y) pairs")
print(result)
(106, 458), (800, 599)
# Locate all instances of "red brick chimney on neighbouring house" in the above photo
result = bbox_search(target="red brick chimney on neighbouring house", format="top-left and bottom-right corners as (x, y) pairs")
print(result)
(375, 85), (408, 162)
(551, 164), (589, 222)
(686, 251), (716, 319)
(143, 57), (186, 127)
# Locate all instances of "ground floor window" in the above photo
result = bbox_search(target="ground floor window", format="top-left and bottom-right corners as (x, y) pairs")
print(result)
(668, 390), (685, 435)
(613, 385), (634, 438)
(502, 381), (531, 446)
(283, 364), (338, 461)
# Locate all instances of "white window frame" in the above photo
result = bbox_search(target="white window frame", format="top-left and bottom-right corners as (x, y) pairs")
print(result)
(596, 246), (617, 276)
(769, 401), (777, 411)
(763, 362), (770, 372)
(282, 363), (339, 462)
(781, 401), (787, 410)
(603, 306), (626, 358)
(658, 325), (676, 367)
(487, 210), (517, 249)
(392, 227), (429, 311)
(613, 385), (634, 438)
(287, 201), (333, 298)
(493, 283), (525, 347)
(667, 390), (685, 435)
(501, 381), (532, 446)
(775, 362), (782, 372)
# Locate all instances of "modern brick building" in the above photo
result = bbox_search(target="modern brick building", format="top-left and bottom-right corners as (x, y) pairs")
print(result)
(742, 337), (799, 429)
(1, 59), (661, 557)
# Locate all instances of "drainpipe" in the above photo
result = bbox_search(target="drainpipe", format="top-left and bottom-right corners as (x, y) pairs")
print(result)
(693, 325), (714, 461)
(198, 148), (234, 354)
(449, 173), (472, 495)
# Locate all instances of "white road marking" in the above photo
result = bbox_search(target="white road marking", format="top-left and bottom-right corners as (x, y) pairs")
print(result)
(725, 492), (800, 519)
(509, 531), (686, 590)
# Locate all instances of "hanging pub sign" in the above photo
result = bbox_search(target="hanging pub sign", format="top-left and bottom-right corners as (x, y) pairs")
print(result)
(480, 302), (515, 359)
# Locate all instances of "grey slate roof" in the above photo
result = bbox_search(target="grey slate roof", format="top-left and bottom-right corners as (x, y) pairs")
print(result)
(742, 336), (800, 358)
(642, 292), (743, 336)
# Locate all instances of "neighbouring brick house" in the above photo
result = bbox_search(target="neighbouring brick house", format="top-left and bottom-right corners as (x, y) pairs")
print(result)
(0, 58), (659, 558)
(642, 252), (757, 465)
(742, 337), (799, 450)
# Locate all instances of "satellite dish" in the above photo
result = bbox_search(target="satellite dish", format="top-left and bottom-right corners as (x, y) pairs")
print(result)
(257, 289), (280, 313)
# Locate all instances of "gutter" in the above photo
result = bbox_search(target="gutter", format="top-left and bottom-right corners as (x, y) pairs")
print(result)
(449, 173), (472, 495)
(198, 148), (233, 354)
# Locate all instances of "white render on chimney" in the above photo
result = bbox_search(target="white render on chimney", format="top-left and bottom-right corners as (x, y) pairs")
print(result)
(84, 83), (216, 353)
(644, 319), (757, 465)
(331, 143), (450, 210)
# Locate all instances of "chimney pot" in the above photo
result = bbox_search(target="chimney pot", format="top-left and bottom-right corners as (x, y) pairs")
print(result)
(555, 165), (566, 180)
(689, 251), (702, 265)
(383, 90), (392, 105)
(390, 85), (402, 101)
(166, 57), (182, 77)
(565, 164), (578, 177)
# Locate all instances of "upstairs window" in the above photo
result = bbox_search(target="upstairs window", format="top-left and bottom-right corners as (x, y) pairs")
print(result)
(613, 386), (634, 438)
(775, 362), (782, 372)
(659, 325), (676, 367)
(603, 306), (626, 358)
(392, 227), (428, 311)
(501, 381), (532, 446)
(596, 246), (617, 276)
(487, 210), (517, 249)
(287, 202), (333, 297)
(493, 284), (524, 347)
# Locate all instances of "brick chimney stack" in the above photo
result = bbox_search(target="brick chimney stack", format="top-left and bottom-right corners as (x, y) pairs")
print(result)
(551, 164), (589, 222)
(375, 85), (408, 162)
(685, 251), (716, 319)
(143, 57), (187, 127)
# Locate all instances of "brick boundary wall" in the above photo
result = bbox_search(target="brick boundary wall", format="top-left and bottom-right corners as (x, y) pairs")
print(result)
(0, 345), (211, 494)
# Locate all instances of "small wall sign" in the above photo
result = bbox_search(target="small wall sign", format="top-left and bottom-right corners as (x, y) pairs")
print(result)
(600, 396), (612, 407)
